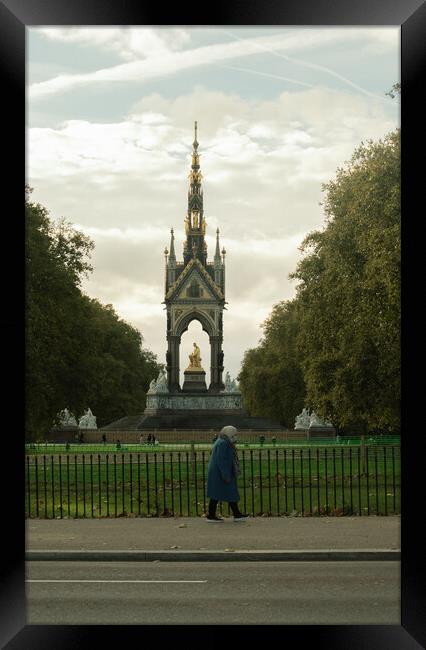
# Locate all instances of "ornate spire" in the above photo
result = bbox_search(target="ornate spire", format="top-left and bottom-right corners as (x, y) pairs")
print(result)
(189, 121), (202, 185)
(214, 227), (222, 286)
(214, 228), (221, 264)
(193, 120), (198, 150)
(166, 229), (177, 290)
(164, 246), (169, 294)
(191, 121), (200, 171)
(169, 228), (176, 263)
(184, 121), (206, 266)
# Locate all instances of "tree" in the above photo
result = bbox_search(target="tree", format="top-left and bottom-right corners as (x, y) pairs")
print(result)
(290, 130), (400, 432)
(25, 189), (161, 438)
(238, 300), (306, 428)
(74, 298), (161, 428)
(385, 83), (400, 99)
(25, 188), (92, 437)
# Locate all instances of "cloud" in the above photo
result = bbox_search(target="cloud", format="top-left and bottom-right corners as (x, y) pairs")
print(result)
(28, 85), (398, 379)
(29, 86), (396, 188)
(29, 117), (178, 180)
(36, 27), (191, 61)
(30, 27), (399, 101)
(79, 225), (168, 244)
(218, 27), (398, 102)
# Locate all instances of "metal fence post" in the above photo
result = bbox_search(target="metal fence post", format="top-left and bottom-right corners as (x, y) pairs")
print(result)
(360, 435), (366, 475)
(26, 456), (31, 518)
(190, 442), (196, 484)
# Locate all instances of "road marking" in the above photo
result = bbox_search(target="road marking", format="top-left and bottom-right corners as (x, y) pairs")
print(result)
(26, 579), (207, 584)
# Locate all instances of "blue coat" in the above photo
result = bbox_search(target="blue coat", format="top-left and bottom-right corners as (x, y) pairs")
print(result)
(207, 437), (240, 502)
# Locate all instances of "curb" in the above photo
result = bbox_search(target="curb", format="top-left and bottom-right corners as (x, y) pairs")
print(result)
(26, 549), (400, 562)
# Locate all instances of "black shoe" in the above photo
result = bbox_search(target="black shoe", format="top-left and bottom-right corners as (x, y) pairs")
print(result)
(233, 513), (249, 521)
(206, 515), (224, 522)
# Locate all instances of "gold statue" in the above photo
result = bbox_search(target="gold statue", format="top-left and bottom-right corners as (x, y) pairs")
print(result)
(187, 342), (202, 370)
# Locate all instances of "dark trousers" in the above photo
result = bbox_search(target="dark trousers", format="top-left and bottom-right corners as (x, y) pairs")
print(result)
(208, 498), (240, 517)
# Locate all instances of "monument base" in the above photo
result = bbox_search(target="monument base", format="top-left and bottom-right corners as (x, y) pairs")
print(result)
(100, 390), (285, 431)
(182, 369), (207, 393)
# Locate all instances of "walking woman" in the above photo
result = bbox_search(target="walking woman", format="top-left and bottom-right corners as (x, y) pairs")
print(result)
(206, 426), (248, 521)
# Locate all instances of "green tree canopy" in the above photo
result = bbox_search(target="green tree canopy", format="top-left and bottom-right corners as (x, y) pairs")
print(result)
(291, 129), (400, 432)
(25, 189), (161, 438)
(238, 128), (400, 434)
(238, 300), (306, 428)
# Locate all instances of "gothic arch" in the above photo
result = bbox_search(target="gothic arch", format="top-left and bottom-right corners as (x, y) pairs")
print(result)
(175, 310), (215, 339)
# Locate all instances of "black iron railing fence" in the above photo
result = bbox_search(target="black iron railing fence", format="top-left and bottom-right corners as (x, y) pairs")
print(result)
(25, 446), (400, 518)
(26, 434), (401, 451)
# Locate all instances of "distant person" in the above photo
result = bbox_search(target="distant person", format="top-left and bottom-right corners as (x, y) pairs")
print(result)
(147, 434), (152, 445)
(206, 426), (248, 522)
(116, 439), (121, 450)
(102, 434), (107, 445)
(139, 434), (144, 445)
(152, 434), (156, 445)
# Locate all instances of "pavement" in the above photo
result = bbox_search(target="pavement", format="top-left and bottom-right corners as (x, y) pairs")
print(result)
(26, 515), (401, 562)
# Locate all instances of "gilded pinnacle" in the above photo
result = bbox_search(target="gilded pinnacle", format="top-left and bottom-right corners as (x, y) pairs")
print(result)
(193, 121), (198, 149)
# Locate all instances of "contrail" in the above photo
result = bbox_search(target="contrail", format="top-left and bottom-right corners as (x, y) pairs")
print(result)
(217, 28), (395, 103)
(218, 64), (314, 89)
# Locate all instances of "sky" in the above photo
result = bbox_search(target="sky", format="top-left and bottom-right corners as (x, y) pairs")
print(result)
(27, 26), (400, 386)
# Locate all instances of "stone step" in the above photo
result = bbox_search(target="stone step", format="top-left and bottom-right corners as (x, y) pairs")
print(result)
(101, 408), (286, 432)
(101, 415), (142, 431)
(136, 414), (285, 431)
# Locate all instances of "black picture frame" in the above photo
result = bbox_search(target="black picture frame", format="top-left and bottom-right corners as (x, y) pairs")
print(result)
(1, 0), (423, 647)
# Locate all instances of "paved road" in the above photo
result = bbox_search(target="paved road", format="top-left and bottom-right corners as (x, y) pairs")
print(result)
(26, 560), (400, 625)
